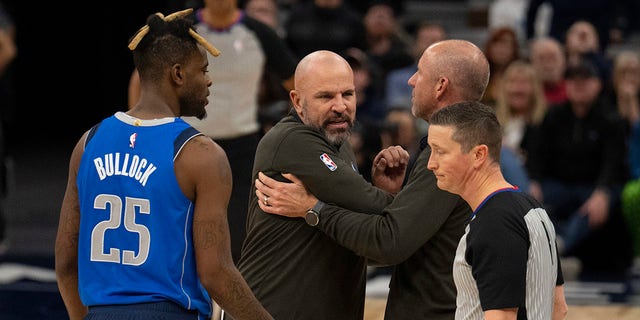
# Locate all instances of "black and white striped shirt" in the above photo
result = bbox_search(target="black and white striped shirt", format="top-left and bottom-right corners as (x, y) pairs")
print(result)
(453, 188), (562, 320)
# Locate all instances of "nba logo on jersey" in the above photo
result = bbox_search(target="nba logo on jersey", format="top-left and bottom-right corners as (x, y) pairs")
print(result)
(129, 133), (137, 148)
(320, 153), (337, 171)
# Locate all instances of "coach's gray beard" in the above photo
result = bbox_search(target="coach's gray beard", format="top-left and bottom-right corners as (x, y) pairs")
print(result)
(323, 128), (351, 146)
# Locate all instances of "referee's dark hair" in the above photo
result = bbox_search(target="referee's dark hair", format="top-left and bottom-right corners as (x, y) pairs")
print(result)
(429, 101), (502, 162)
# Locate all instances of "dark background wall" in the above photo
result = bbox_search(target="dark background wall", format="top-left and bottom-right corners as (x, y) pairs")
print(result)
(1, 1), (178, 149)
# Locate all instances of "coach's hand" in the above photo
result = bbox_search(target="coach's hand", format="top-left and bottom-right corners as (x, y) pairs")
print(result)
(371, 145), (409, 194)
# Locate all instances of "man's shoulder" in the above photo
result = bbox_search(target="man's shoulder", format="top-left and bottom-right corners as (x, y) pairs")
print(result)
(264, 116), (321, 139)
(257, 117), (337, 162)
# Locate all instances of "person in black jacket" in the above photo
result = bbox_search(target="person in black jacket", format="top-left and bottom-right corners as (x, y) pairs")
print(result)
(527, 59), (633, 281)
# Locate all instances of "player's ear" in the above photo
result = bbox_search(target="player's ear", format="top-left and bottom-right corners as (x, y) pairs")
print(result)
(171, 63), (185, 85)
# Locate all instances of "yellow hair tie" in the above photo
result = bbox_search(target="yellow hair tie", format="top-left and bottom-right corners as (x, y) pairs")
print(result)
(127, 8), (220, 57)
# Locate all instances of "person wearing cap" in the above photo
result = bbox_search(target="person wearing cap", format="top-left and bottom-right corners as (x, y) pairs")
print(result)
(526, 58), (633, 281)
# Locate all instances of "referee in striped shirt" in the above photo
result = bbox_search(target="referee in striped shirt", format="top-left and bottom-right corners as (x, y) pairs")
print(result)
(426, 101), (568, 320)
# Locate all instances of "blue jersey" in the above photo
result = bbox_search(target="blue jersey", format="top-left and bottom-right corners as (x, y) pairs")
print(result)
(76, 112), (211, 318)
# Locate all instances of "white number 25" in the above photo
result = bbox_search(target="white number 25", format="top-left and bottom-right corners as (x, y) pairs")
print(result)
(90, 194), (150, 266)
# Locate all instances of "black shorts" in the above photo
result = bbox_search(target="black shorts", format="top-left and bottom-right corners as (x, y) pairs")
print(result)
(86, 301), (200, 320)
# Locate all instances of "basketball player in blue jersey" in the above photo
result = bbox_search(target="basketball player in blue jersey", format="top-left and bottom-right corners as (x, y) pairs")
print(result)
(426, 101), (568, 320)
(54, 9), (272, 320)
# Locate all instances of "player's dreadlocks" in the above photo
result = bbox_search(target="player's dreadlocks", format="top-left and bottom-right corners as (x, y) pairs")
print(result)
(128, 8), (220, 82)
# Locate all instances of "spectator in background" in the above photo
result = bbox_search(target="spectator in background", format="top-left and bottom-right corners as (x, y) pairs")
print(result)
(0, 0), (16, 253)
(362, 1), (413, 83)
(608, 50), (640, 258)
(242, 0), (284, 37)
(607, 50), (640, 136)
(529, 37), (568, 106)
(564, 20), (600, 66)
(525, 0), (615, 51)
(386, 21), (447, 111)
(613, 51), (640, 178)
(526, 59), (633, 281)
(482, 27), (521, 106)
(284, 0), (366, 59)
(563, 20), (612, 84)
(493, 60), (547, 193)
(494, 60), (547, 161)
(344, 47), (386, 125)
(242, 0), (292, 134)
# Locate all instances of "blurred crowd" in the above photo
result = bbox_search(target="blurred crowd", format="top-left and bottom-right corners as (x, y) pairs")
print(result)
(233, 0), (640, 284)
(255, 0), (640, 284)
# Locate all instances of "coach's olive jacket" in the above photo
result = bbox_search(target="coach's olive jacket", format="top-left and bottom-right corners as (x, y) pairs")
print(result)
(237, 111), (394, 320)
